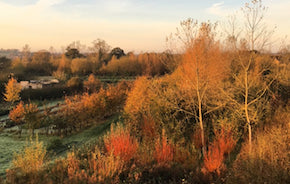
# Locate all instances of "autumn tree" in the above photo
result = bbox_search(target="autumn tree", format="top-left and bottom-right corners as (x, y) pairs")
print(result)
(9, 101), (25, 137)
(172, 19), (228, 155)
(57, 54), (71, 74)
(71, 58), (92, 75)
(9, 136), (46, 174)
(3, 77), (21, 105)
(28, 50), (53, 74)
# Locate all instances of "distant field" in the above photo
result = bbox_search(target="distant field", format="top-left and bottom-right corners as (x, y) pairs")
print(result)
(0, 115), (118, 177)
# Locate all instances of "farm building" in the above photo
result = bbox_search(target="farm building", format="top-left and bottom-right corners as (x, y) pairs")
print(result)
(20, 79), (59, 90)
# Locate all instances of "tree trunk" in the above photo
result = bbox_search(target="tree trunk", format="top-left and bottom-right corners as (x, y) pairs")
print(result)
(196, 69), (206, 156)
(244, 70), (252, 154)
(198, 96), (206, 156)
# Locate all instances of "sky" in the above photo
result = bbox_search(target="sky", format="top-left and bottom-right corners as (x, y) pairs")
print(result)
(0, 0), (289, 52)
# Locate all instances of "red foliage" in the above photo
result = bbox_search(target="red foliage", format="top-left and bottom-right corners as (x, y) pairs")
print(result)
(202, 127), (236, 175)
(104, 124), (139, 162)
(154, 130), (174, 165)
(215, 128), (236, 156)
(203, 142), (224, 175)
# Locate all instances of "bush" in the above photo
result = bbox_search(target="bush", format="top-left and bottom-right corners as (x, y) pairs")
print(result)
(7, 135), (46, 180)
(47, 138), (64, 152)
(228, 119), (289, 183)
(154, 130), (174, 165)
(104, 123), (139, 162)
(202, 127), (236, 176)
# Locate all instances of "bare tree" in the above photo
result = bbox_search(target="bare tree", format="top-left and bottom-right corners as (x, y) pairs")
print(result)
(242, 0), (274, 51)
(224, 0), (276, 154)
(89, 39), (111, 62)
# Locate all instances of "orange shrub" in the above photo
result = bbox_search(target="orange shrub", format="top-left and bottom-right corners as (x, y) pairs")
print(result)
(215, 128), (236, 156)
(104, 123), (139, 162)
(202, 127), (236, 175)
(154, 130), (174, 165)
(203, 142), (224, 175)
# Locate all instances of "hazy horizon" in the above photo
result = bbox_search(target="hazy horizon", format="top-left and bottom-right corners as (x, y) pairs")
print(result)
(0, 0), (289, 52)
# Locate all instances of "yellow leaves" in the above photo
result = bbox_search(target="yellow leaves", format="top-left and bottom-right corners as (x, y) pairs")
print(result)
(124, 76), (151, 118)
(3, 77), (21, 104)
(24, 102), (39, 115)
(66, 147), (124, 183)
(11, 135), (46, 173)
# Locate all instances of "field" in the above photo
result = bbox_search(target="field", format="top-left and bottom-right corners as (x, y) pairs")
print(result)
(0, 115), (118, 177)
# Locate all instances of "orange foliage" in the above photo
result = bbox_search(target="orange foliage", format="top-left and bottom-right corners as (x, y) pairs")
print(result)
(215, 128), (237, 156)
(154, 130), (174, 165)
(202, 127), (236, 175)
(59, 82), (130, 134)
(104, 123), (139, 162)
(9, 101), (25, 124)
(203, 142), (224, 175)
(178, 22), (226, 93)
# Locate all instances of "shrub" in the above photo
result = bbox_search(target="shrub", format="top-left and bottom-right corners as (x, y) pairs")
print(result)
(8, 135), (46, 175)
(66, 147), (124, 184)
(104, 123), (139, 162)
(154, 129), (174, 165)
(215, 127), (237, 156)
(202, 127), (236, 176)
(90, 147), (123, 182)
(202, 142), (224, 176)
(228, 120), (289, 183)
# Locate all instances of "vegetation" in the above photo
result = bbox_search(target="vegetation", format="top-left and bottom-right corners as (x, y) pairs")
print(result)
(0, 0), (289, 183)
(3, 77), (21, 105)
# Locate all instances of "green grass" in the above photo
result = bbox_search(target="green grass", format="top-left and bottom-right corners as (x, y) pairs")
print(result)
(0, 114), (119, 178)
(0, 133), (26, 177)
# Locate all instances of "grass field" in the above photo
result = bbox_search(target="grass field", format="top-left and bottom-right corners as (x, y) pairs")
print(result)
(0, 115), (119, 177)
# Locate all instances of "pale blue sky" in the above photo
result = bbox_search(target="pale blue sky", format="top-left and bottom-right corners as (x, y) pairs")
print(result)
(0, 0), (289, 52)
